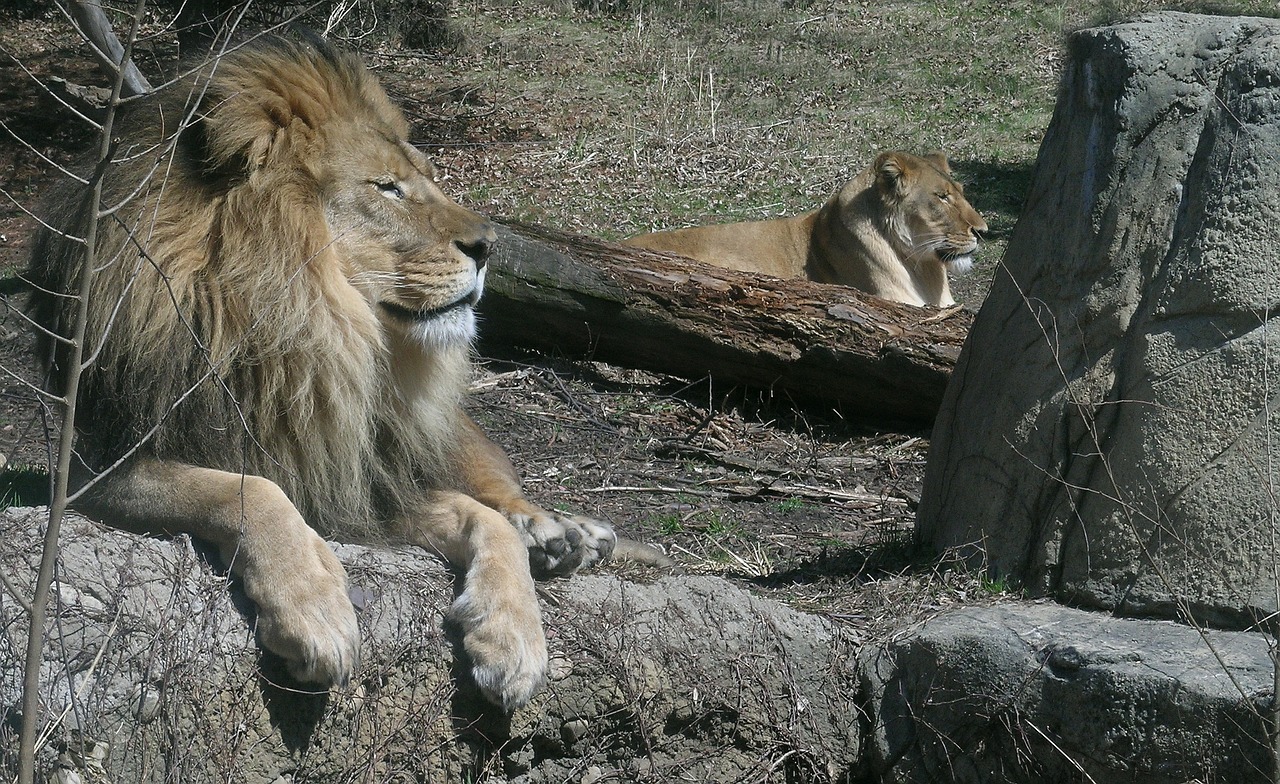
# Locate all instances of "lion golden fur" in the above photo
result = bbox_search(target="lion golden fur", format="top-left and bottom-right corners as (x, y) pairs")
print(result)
(27, 34), (628, 710)
(624, 151), (987, 307)
(30, 37), (464, 539)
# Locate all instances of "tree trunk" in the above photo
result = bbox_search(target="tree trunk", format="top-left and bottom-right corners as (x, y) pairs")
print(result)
(482, 222), (973, 426)
(69, 0), (152, 97)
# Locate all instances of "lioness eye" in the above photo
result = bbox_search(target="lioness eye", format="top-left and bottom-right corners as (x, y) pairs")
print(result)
(374, 180), (405, 200)
(937, 192), (951, 202)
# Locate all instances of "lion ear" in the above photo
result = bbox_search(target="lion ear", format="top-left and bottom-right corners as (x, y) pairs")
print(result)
(874, 151), (913, 198)
(180, 93), (284, 182)
(181, 43), (331, 180)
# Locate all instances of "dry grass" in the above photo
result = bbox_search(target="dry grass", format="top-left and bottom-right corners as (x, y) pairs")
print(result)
(369, 0), (1278, 305)
(463, 356), (1005, 643)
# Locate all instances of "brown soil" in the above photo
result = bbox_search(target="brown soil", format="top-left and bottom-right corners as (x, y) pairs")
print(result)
(0, 14), (993, 645)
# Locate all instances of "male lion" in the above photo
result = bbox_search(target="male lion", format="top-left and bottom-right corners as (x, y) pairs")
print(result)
(27, 35), (638, 711)
(624, 151), (987, 307)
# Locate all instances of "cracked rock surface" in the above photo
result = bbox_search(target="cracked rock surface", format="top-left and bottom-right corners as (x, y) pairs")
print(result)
(919, 11), (1280, 628)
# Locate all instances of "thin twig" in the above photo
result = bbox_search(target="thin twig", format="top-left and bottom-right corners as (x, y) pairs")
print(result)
(16, 2), (144, 781)
(0, 568), (33, 614)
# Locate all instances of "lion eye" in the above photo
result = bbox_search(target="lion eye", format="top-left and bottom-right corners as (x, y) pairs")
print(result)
(374, 180), (405, 200)
(937, 192), (951, 202)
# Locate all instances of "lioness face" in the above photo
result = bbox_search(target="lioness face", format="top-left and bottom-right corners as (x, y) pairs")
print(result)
(877, 152), (987, 275)
(323, 132), (497, 349)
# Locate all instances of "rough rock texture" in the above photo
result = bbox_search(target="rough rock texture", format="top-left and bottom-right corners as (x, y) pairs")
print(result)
(862, 603), (1274, 784)
(918, 12), (1280, 627)
(3, 509), (1276, 781)
(0, 509), (859, 783)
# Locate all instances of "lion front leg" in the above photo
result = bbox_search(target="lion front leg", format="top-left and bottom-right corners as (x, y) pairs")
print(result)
(399, 492), (548, 710)
(74, 459), (361, 687)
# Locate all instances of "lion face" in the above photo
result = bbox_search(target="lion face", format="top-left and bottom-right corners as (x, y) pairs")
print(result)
(322, 132), (496, 350)
(870, 151), (987, 275)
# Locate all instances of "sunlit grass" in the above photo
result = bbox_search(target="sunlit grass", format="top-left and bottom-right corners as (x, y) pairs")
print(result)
(408, 0), (1279, 307)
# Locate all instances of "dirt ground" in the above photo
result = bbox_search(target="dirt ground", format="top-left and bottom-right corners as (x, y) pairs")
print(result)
(0, 14), (999, 645)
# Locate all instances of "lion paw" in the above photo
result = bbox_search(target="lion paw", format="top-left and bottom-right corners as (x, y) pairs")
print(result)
(508, 510), (617, 577)
(247, 537), (361, 687)
(451, 580), (547, 711)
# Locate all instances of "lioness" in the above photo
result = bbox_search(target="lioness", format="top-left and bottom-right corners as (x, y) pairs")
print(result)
(624, 151), (987, 307)
(26, 35), (652, 711)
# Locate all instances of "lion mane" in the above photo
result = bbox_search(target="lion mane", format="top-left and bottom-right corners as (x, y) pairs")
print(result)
(27, 34), (629, 710)
(32, 36), (445, 535)
(624, 151), (987, 307)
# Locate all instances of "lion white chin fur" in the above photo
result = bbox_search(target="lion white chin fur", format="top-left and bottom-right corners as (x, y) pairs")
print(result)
(406, 269), (485, 349)
(408, 306), (478, 349)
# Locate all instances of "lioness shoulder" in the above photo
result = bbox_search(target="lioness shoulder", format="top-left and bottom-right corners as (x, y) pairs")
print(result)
(624, 151), (987, 307)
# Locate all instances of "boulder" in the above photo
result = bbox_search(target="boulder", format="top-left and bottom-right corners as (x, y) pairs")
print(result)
(0, 508), (858, 783)
(863, 603), (1273, 784)
(918, 12), (1280, 627)
(3, 507), (1274, 782)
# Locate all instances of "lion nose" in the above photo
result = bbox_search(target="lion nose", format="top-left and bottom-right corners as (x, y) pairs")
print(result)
(456, 230), (495, 270)
(456, 238), (491, 269)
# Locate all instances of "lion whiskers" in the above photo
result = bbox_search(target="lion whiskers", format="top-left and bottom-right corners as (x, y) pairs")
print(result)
(904, 235), (950, 263)
(348, 270), (406, 290)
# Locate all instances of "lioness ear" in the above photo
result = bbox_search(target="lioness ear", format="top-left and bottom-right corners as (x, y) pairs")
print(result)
(924, 151), (952, 175)
(875, 151), (912, 198)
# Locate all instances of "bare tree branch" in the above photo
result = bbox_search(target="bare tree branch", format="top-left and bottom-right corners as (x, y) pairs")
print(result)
(16, 1), (148, 779)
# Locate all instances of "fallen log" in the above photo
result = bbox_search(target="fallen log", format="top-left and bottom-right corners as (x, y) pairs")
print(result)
(480, 221), (974, 425)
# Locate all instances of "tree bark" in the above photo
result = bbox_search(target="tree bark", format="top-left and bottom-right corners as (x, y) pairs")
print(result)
(482, 221), (973, 426)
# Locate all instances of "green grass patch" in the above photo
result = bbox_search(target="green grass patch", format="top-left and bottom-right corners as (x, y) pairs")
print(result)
(649, 511), (686, 535)
(774, 497), (813, 515)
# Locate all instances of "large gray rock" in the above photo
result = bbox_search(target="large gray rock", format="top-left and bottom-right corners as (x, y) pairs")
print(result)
(863, 603), (1274, 784)
(919, 12), (1280, 626)
(4, 508), (1275, 781)
(0, 508), (858, 783)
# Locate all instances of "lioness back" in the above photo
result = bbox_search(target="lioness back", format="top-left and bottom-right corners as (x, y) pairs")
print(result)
(624, 213), (817, 280)
(623, 151), (986, 307)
